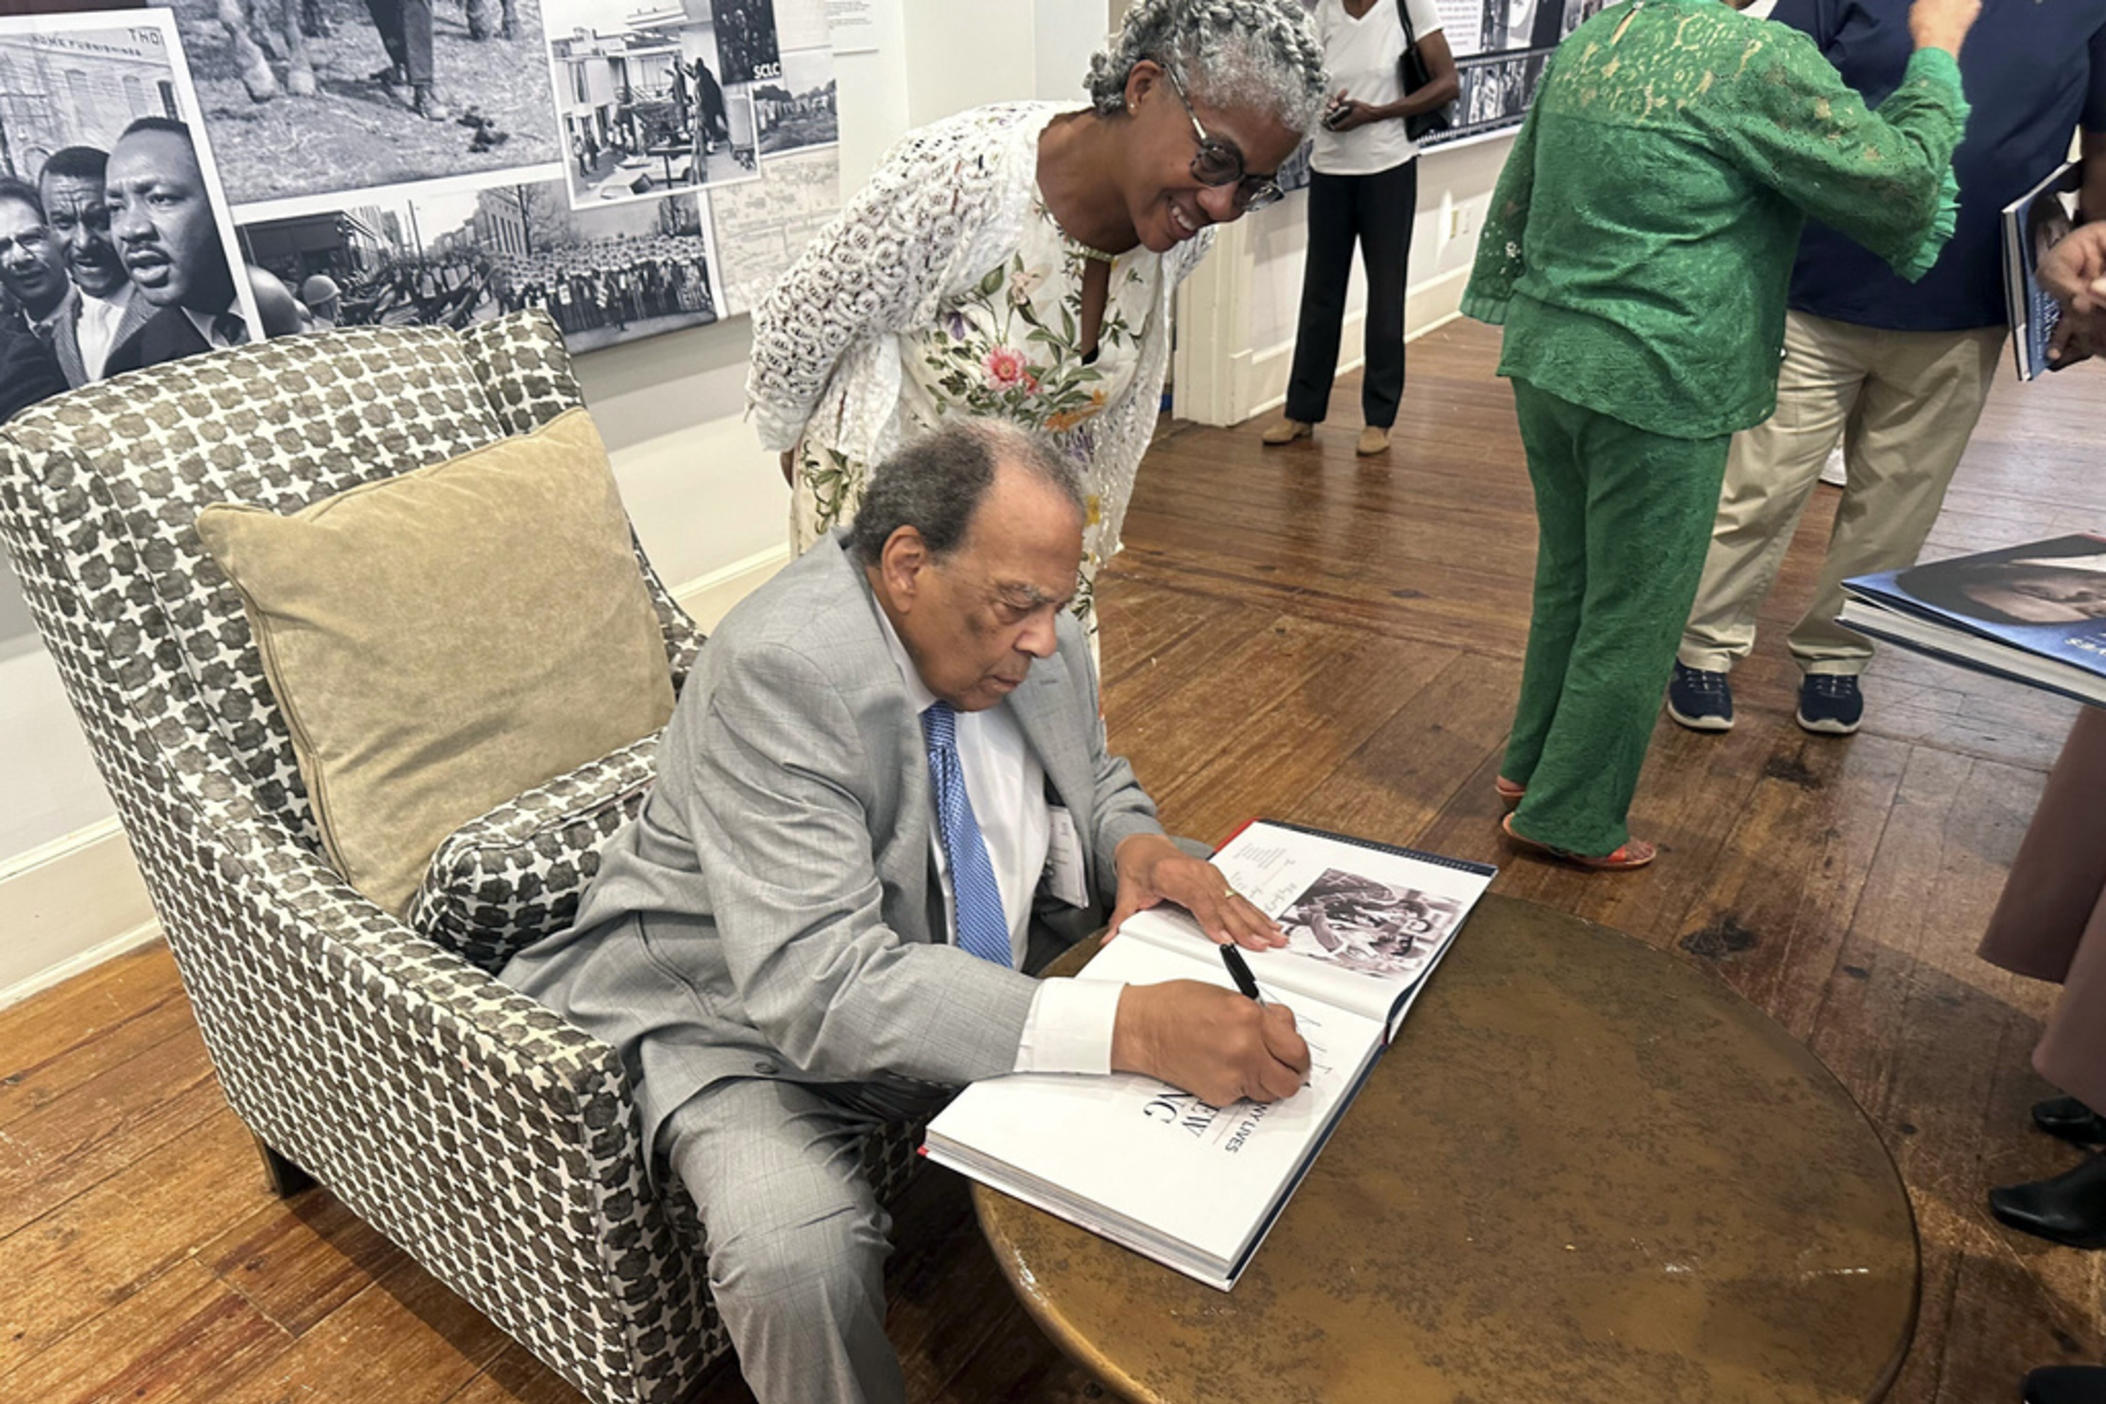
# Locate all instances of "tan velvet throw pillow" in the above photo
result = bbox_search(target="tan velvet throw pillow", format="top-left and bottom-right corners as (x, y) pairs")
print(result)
(195, 407), (674, 917)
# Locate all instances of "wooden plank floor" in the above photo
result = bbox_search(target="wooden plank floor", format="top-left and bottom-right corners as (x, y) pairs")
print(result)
(4, 319), (2100, 1403)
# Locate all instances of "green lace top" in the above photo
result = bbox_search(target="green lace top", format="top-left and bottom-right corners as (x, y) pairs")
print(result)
(1461, 0), (1969, 440)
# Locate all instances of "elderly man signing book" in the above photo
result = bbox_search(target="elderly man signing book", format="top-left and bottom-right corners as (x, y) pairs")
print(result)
(503, 417), (1309, 1404)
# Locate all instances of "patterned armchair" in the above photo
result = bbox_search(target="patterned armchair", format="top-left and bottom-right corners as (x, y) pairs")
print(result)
(0, 312), (921, 1403)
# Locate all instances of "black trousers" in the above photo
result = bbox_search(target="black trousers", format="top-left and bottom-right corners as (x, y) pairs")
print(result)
(1284, 157), (1418, 428)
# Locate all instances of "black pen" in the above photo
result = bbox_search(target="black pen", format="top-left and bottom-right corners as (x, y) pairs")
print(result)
(1220, 943), (1263, 1002)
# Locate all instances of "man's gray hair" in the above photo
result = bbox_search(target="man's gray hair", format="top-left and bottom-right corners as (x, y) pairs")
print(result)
(846, 419), (1086, 566)
(1087, 0), (1327, 135)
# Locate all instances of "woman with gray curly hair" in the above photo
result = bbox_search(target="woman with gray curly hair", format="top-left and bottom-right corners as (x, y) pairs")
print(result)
(747, 0), (1324, 638)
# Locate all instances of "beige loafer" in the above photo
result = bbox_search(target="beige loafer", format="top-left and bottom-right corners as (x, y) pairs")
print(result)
(1261, 418), (1313, 446)
(1356, 425), (1390, 456)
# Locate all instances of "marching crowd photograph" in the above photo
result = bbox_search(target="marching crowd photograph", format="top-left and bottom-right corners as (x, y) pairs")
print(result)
(0, 0), (2104, 1401)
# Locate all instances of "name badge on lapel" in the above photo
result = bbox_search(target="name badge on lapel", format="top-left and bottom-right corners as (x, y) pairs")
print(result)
(1045, 806), (1089, 908)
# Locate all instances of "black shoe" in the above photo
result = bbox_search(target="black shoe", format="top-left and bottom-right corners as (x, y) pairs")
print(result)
(1990, 1153), (2106, 1249)
(2035, 1096), (2106, 1149)
(1667, 662), (1734, 732)
(1796, 673), (1863, 735)
(2024, 1365), (2106, 1404)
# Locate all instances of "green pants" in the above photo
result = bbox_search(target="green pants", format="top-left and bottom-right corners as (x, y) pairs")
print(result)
(1504, 380), (1731, 855)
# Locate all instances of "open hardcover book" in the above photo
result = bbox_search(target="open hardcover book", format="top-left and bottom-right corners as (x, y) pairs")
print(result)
(1841, 534), (2106, 707)
(922, 820), (1495, 1290)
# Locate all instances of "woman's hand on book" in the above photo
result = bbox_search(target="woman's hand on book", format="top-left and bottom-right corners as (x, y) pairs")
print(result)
(1107, 834), (1286, 950)
(1111, 982), (1311, 1106)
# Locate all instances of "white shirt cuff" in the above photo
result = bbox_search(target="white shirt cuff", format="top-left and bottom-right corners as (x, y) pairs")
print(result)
(1012, 976), (1123, 1075)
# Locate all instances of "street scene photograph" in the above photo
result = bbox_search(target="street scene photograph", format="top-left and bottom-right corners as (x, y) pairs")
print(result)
(544, 0), (763, 209)
(753, 45), (834, 157)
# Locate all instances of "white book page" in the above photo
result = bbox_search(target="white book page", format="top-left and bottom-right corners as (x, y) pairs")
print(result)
(1122, 824), (1492, 1023)
(927, 938), (1384, 1271)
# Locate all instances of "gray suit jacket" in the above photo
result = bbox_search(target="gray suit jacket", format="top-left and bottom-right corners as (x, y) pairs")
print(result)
(502, 535), (1167, 1172)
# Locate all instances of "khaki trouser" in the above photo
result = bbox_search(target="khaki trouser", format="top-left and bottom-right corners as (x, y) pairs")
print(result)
(1679, 310), (2007, 676)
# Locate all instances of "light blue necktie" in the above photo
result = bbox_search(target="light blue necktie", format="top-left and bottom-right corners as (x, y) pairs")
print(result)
(921, 701), (1013, 967)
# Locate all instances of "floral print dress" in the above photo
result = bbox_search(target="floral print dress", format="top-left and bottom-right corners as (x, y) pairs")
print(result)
(791, 201), (1162, 629)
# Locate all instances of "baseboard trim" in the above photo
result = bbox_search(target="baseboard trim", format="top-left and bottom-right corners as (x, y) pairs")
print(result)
(0, 818), (159, 1011)
(672, 544), (792, 632)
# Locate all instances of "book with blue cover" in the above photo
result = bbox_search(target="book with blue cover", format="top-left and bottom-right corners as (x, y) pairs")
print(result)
(1840, 535), (2106, 707)
(2002, 161), (2081, 381)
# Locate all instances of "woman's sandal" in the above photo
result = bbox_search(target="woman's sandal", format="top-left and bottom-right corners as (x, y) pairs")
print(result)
(1500, 812), (1657, 871)
(1494, 776), (1526, 809)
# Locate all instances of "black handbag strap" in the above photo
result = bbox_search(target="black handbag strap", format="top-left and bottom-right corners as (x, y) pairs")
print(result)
(1396, 0), (1418, 50)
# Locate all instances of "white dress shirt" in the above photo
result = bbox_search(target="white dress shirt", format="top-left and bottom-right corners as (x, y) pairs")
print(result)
(75, 285), (132, 380)
(876, 607), (1121, 1075)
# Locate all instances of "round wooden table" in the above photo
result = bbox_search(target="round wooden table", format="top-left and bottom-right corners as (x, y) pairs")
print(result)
(974, 894), (1919, 1403)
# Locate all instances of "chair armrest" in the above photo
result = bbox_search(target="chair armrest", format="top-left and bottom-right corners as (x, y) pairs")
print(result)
(153, 795), (710, 1404)
(409, 733), (660, 972)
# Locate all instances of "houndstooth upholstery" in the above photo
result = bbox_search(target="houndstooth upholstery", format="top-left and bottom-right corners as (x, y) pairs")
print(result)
(0, 311), (922, 1404)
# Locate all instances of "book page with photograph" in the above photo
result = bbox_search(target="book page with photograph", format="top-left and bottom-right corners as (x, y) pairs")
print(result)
(923, 934), (1386, 1285)
(1116, 821), (1493, 1027)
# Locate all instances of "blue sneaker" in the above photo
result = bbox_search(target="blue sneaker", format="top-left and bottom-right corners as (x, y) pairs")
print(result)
(1667, 662), (1734, 732)
(1796, 673), (1863, 735)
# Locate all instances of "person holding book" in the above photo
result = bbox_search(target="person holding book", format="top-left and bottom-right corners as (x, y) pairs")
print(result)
(2043, 218), (2106, 321)
(1668, 1), (2106, 738)
(1258, 0), (1458, 457)
(746, 0), (1326, 640)
(502, 419), (1308, 1404)
(1462, 0), (1978, 868)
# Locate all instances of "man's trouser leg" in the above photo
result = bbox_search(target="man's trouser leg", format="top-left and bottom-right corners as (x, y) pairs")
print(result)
(362, 0), (406, 67)
(399, 0), (435, 85)
(1788, 322), (2005, 674)
(1509, 380), (1730, 856)
(1679, 310), (1868, 674)
(662, 1078), (903, 1404)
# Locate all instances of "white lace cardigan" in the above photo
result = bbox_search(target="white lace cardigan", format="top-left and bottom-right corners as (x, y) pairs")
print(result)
(745, 101), (1215, 559)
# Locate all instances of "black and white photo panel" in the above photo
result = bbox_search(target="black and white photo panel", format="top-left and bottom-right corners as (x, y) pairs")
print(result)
(236, 168), (718, 351)
(541, 0), (763, 209)
(148, 0), (563, 205)
(753, 42), (833, 159)
(0, 9), (264, 422)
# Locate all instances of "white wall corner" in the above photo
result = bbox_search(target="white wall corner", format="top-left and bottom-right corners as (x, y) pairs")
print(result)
(673, 544), (793, 633)
(0, 819), (159, 1011)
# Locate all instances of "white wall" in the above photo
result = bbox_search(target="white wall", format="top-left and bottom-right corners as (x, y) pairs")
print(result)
(1177, 132), (1517, 426)
(0, 0), (1119, 1006)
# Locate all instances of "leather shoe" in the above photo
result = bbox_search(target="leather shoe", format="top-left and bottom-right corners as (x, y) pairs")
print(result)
(2035, 1096), (2106, 1149)
(1990, 1153), (2106, 1249)
(2024, 1365), (2106, 1404)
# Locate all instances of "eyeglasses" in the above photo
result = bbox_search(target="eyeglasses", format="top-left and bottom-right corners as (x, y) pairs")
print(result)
(1161, 64), (1284, 213)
